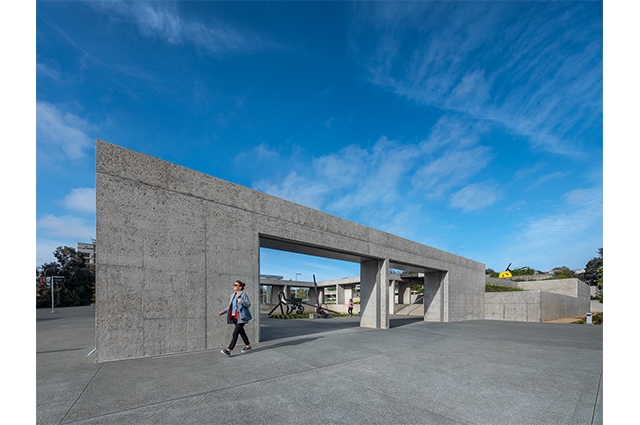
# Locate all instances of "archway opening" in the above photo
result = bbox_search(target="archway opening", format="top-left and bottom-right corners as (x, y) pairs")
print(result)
(258, 241), (363, 342)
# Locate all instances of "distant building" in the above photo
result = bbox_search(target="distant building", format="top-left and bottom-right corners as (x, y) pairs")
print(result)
(76, 242), (96, 265)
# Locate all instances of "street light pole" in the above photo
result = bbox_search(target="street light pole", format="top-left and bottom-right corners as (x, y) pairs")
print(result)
(49, 276), (65, 313)
(51, 277), (55, 313)
(295, 273), (301, 281)
(41, 266), (57, 314)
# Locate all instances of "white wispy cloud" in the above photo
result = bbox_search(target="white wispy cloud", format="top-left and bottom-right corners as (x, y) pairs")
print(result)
(514, 163), (546, 181)
(36, 62), (62, 81)
(253, 117), (499, 233)
(93, 1), (283, 55)
(508, 185), (602, 269)
(36, 101), (93, 161)
(234, 143), (280, 166)
(524, 171), (571, 192)
(411, 145), (493, 199)
(350, 1), (602, 156)
(318, 137), (419, 215)
(37, 214), (95, 239)
(61, 188), (96, 214)
(255, 170), (331, 211)
(36, 188), (97, 266)
(253, 138), (410, 219)
(449, 182), (501, 212)
(411, 116), (494, 200)
(325, 116), (336, 130)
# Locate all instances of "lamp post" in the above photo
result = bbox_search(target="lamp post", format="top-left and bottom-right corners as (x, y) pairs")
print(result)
(295, 273), (301, 281)
(50, 277), (54, 313)
(41, 266), (64, 314)
(48, 276), (66, 313)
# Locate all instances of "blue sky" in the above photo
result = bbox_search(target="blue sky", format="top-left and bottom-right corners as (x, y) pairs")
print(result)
(34, 1), (604, 280)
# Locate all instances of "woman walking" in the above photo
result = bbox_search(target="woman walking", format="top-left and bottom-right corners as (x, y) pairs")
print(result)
(218, 280), (252, 356)
(348, 298), (354, 316)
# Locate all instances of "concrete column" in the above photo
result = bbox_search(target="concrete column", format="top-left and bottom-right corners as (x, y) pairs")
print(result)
(337, 283), (346, 305)
(360, 260), (379, 328)
(389, 279), (396, 315)
(308, 288), (318, 305)
(380, 260), (390, 329)
(397, 282), (411, 304)
(424, 271), (445, 322)
(266, 286), (272, 304)
(271, 285), (285, 301)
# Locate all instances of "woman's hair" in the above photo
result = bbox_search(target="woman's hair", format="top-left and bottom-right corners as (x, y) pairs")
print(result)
(235, 280), (246, 290)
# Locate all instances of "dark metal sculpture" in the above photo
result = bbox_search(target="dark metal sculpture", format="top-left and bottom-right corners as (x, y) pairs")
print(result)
(266, 274), (341, 317)
(267, 291), (305, 316)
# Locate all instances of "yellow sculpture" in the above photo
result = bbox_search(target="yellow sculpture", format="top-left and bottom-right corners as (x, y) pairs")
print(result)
(498, 263), (512, 279)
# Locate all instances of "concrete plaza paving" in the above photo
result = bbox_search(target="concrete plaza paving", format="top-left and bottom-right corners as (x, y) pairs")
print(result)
(37, 306), (603, 424)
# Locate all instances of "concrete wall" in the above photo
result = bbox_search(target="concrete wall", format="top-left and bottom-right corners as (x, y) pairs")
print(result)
(95, 140), (485, 362)
(517, 278), (588, 298)
(589, 286), (603, 312)
(540, 291), (589, 321)
(484, 278), (591, 322)
(424, 271), (444, 322)
(485, 291), (541, 322)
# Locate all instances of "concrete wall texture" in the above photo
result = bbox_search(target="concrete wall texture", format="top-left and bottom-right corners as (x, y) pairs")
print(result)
(95, 140), (486, 362)
(484, 277), (591, 322)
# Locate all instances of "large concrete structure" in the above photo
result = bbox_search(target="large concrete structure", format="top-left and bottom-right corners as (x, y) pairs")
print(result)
(484, 277), (591, 322)
(95, 140), (485, 362)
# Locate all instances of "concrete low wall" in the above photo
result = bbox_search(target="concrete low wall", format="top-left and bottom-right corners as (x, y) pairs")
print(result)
(540, 290), (589, 321)
(517, 278), (588, 298)
(484, 278), (591, 322)
(485, 291), (541, 322)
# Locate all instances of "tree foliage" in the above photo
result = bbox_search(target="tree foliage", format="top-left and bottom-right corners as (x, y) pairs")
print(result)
(36, 246), (95, 308)
(511, 266), (535, 276)
(488, 266), (534, 278)
(593, 266), (603, 303)
(584, 248), (603, 287)
(411, 283), (424, 294)
(551, 266), (576, 279)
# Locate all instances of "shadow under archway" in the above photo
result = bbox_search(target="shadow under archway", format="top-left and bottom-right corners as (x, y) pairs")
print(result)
(259, 315), (361, 342)
(388, 315), (425, 328)
(259, 314), (426, 342)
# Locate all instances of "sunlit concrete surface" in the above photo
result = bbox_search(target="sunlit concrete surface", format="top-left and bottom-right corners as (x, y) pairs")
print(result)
(37, 306), (602, 425)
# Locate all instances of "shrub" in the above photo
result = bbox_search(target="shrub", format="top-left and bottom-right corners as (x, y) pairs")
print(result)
(269, 313), (309, 319)
(485, 284), (524, 292)
(511, 267), (535, 276)
(572, 312), (603, 325)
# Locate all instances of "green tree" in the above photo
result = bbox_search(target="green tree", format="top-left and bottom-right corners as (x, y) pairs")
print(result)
(584, 248), (603, 287)
(551, 266), (576, 279)
(593, 266), (603, 303)
(36, 246), (95, 308)
(511, 266), (535, 276)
